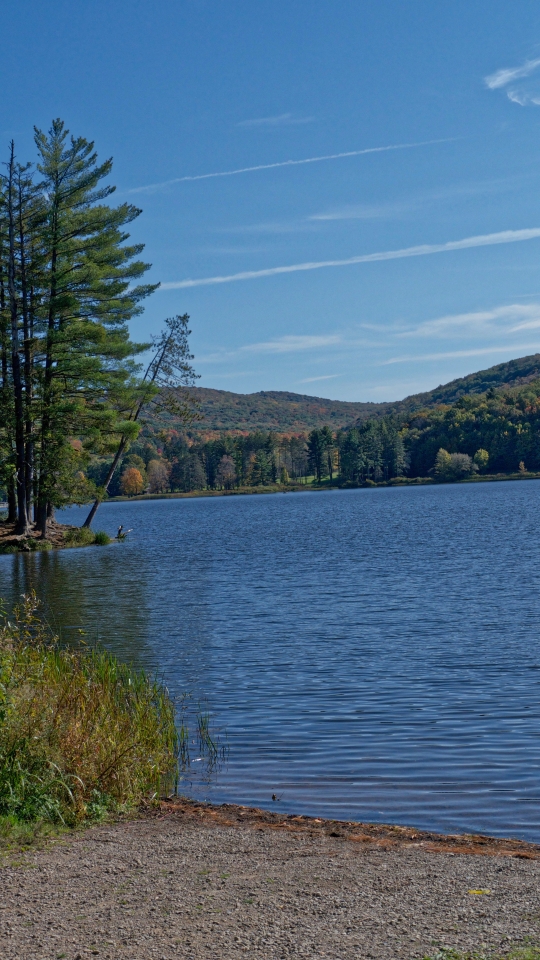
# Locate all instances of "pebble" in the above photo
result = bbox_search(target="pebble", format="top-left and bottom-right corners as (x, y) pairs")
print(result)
(1, 816), (539, 958)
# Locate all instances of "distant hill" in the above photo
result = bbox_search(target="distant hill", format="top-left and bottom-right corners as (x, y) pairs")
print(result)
(188, 387), (389, 432)
(176, 353), (540, 434)
(386, 352), (540, 417)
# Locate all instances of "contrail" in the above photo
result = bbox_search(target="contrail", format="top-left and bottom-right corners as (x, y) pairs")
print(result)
(160, 227), (540, 290)
(129, 137), (456, 194)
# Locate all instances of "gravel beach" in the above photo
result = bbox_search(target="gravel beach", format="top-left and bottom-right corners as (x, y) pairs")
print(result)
(1, 800), (540, 960)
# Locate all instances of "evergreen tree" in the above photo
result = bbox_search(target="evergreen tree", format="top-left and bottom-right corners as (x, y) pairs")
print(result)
(34, 120), (158, 535)
(320, 426), (334, 480)
(0, 120), (161, 537)
(307, 428), (331, 482)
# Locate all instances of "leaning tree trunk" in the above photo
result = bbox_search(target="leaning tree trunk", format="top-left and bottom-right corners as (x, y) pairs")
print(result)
(82, 437), (128, 528)
(82, 331), (173, 528)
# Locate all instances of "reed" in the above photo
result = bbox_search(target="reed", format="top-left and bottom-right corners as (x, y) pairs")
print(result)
(175, 694), (227, 775)
(0, 593), (178, 829)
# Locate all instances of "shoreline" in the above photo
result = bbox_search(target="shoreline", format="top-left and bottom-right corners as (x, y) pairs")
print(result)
(3, 796), (540, 959)
(2, 470), (538, 554)
(0, 520), (114, 555)
(148, 797), (540, 859)
(105, 469), (540, 504)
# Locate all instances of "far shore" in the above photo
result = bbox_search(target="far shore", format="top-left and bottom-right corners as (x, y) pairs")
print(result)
(0, 470), (537, 555)
(106, 469), (540, 504)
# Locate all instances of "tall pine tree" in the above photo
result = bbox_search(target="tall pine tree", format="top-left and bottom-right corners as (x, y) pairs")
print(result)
(0, 120), (159, 538)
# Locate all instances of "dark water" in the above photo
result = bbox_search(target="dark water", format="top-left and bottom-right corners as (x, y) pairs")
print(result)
(2, 481), (540, 840)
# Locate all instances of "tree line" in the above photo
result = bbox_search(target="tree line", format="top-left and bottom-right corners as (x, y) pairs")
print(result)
(89, 420), (407, 494)
(88, 380), (540, 495)
(403, 384), (540, 477)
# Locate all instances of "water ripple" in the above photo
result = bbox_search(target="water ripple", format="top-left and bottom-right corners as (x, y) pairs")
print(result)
(0, 480), (539, 839)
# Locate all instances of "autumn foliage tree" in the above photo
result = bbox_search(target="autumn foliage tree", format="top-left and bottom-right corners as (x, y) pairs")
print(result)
(120, 467), (144, 496)
(147, 460), (170, 494)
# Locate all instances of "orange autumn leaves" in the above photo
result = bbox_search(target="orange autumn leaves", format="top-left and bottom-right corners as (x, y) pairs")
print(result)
(120, 467), (144, 496)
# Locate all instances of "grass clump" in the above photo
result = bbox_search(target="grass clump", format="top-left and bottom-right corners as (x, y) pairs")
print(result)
(0, 593), (178, 835)
(63, 526), (95, 547)
(0, 812), (64, 848)
(93, 531), (112, 545)
(423, 946), (540, 960)
(63, 527), (112, 547)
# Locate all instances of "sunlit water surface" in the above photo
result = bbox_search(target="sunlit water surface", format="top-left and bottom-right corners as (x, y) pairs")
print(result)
(2, 481), (540, 840)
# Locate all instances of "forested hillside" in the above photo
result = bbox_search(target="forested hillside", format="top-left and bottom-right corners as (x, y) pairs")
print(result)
(153, 353), (540, 435)
(383, 352), (540, 418)
(340, 381), (540, 483)
(89, 376), (540, 497)
(182, 387), (388, 432)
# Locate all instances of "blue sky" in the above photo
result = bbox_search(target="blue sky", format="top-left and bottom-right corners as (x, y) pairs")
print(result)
(5, 1), (540, 401)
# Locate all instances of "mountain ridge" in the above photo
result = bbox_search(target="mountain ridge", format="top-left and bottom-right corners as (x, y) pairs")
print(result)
(173, 353), (540, 434)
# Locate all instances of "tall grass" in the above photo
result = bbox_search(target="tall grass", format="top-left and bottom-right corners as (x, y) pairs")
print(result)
(63, 527), (111, 547)
(0, 593), (178, 828)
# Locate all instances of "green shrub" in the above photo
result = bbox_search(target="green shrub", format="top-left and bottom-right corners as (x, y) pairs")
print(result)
(93, 531), (112, 545)
(0, 594), (178, 827)
(63, 526), (95, 547)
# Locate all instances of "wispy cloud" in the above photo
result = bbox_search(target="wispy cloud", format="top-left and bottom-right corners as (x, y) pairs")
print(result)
(506, 89), (540, 107)
(383, 344), (540, 365)
(403, 303), (540, 338)
(298, 374), (341, 383)
(308, 176), (517, 224)
(309, 200), (413, 222)
(239, 335), (341, 355)
(237, 113), (315, 127)
(128, 137), (456, 194)
(216, 176), (519, 237)
(160, 227), (540, 290)
(485, 57), (540, 105)
(197, 334), (342, 363)
(485, 57), (540, 90)
(196, 244), (273, 255)
(219, 219), (314, 235)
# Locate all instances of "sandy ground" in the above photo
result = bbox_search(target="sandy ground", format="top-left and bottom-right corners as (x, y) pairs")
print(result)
(2, 800), (540, 960)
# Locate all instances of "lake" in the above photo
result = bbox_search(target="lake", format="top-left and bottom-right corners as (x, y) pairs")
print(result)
(2, 480), (540, 841)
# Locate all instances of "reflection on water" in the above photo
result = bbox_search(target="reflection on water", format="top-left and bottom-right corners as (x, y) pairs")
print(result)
(5, 548), (153, 665)
(1, 481), (540, 840)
